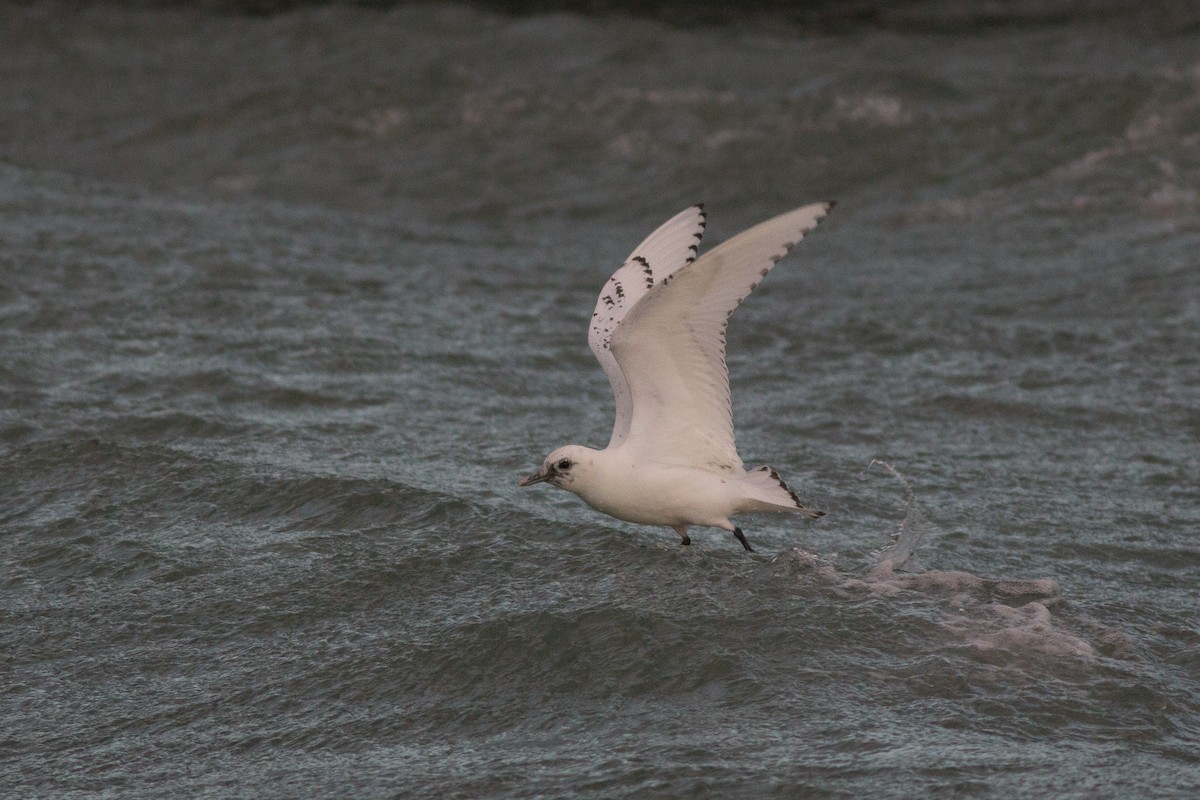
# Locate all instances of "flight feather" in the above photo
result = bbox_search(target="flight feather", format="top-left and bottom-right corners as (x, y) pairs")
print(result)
(587, 205), (708, 448)
(608, 202), (833, 471)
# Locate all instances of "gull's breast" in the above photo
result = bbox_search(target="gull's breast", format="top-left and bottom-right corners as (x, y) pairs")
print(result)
(575, 460), (743, 528)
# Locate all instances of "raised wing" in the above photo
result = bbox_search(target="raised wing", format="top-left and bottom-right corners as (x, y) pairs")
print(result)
(588, 205), (707, 448)
(609, 202), (833, 471)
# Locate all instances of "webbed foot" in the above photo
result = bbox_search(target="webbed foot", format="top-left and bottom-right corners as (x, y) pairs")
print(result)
(733, 527), (754, 552)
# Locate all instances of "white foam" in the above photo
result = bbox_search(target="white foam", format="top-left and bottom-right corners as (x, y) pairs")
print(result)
(946, 601), (1097, 660)
(767, 460), (1129, 665)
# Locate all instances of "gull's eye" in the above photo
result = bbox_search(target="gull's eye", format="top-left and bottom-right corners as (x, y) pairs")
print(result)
(557, 459), (572, 470)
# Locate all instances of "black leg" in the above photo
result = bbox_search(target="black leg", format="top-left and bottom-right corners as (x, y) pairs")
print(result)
(733, 527), (754, 552)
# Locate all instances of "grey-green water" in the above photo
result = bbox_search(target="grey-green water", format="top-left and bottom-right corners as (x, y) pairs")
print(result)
(2, 3), (1198, 797)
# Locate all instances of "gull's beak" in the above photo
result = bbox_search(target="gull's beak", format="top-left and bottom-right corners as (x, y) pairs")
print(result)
(519, 466), (550, 487)
(518, 465), (549, 484)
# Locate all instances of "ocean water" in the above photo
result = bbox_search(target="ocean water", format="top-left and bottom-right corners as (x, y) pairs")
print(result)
(2, 2), (1198, 797)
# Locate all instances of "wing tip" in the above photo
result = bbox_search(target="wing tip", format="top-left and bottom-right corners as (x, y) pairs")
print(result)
(803, 199), (835, 231)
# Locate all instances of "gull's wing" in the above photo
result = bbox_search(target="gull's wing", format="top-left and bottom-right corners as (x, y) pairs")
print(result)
(588, 205), (708, 448)
(609, 202), (833, 471)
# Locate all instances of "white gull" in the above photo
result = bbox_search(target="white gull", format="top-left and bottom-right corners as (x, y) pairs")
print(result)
(520, 202), (832, 551)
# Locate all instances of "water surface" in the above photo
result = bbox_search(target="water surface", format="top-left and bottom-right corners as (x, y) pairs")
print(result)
(2, 3), (1198, 797)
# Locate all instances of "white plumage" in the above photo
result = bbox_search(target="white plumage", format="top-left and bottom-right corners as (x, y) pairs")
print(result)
(521, 202), (833, 551)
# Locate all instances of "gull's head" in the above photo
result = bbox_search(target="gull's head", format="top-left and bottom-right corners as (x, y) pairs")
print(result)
(519, 445), (595, 492)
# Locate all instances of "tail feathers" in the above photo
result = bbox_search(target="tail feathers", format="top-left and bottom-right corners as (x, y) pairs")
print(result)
(739, 466), (826, 518)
